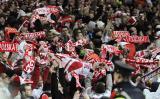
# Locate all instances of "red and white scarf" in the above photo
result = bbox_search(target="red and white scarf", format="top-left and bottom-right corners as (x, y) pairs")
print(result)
(101, 44), (122, 59)
(123, 36), (150, 43)
(34, 6), (60, 15)
(112, 31), (130, 39)
(151, 48), (160, 58)
(20, 31), (46, 40)
(92, 68), (106, 82)
(23, 43), (36, 74)
(0, 42), (18, 52)
(65, 39), (88, 52)
(125, 57), (158, 65)
(31, 14), (55, 24)
(58, 16), (73, 25)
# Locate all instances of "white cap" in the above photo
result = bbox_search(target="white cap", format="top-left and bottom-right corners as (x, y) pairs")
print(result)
(156, 31), (160, 36)
(118, 42), (129, 48)
(156, 25), (160, 29)
(96, 21), (105, 29)
(49, 29), (60, 35)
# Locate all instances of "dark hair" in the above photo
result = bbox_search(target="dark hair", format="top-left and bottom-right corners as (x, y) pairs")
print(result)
(20, 84), (31, 92)
(95, 82), (105, 94)
(61, 26), (69, 29)
(100, 96), (110, 99)
(73, 28), (82, 41)
(34, 19), (43, 31)
(92, 39), (102, 48)
(75, 45), (83, 54)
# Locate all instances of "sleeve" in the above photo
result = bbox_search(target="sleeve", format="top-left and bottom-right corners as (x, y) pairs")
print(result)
(51, 72), (59, 99)
(85, 71), (94, 95)
(59, 68), (67, 88)
(106, 74), (113, 91)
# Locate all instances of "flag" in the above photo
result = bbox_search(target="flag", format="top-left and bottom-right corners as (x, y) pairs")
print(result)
(23, 56), (35, 74)
(55, 54), (83, 73)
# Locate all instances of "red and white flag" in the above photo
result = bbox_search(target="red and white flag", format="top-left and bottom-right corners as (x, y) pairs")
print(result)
(55, 54), (83, 72)
(71, 71), (82, 88)
(23, 56), (35, 74)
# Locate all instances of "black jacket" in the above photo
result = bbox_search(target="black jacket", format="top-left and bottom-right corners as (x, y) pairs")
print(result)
(113, 81), (145, 99)
(51, 68), (71, 99)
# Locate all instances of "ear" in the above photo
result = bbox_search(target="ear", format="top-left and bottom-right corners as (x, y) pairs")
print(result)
(117, 73), (123, 83)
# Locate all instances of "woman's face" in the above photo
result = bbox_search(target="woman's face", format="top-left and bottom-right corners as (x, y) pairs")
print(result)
(52, 36), (59, 44)
(76, 32), (83, 40)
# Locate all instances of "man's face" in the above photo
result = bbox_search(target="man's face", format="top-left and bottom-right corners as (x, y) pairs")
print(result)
(62, 28), (69, 35)
(0, 17), (5, 24)
(76, 32), (83, 40)
(130, 27), (137, 35)
(113, 72), (123, 84)
(25, 85), (32, 97)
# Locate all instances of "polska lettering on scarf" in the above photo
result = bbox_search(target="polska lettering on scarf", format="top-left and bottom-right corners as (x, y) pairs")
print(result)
(123, 36), (150, 43)
(34, 6), (60, 15)
(20, 31), (46, 40)
(112, 31), (130, 39)
(0, 42), (18, 52)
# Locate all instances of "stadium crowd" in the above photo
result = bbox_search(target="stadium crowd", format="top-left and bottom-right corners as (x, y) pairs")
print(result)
(0, 0), (160, 99)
